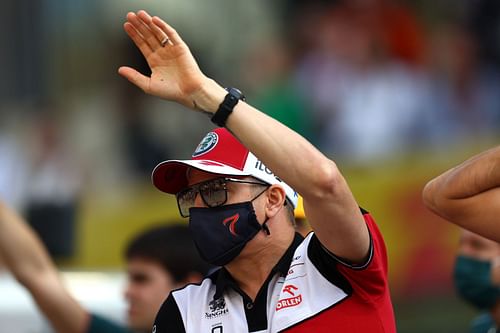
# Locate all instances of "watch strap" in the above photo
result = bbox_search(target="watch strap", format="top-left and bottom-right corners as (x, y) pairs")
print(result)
(211, 88), (245, 127)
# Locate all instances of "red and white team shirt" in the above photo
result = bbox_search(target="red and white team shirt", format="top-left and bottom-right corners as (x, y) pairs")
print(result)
(153, 210), (396, 332)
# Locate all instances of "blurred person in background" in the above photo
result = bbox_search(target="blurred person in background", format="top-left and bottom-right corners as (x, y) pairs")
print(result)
(454, 230), (500, 333)
(425, 22), (500, 146)
(241, 37), (314, 144)
(117, 39), (172, 179)
(423, 145), (500, 242)
(0, 118), (30, 211)
(293, 1), (432, 162)
(119, 10), (395, 332)
(0, 200), (209, 333)
(22, 104), (83, 259)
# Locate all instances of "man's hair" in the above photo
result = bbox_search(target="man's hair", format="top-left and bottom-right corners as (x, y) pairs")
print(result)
(125, 224), (210, 282)
(284, 199), (296, 227)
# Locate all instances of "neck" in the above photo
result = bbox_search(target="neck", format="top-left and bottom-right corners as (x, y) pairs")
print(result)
(225, 228), (294, 301)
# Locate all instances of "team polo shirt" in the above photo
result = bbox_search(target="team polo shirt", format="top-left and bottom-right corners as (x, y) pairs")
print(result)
(153, 210), (396, 332)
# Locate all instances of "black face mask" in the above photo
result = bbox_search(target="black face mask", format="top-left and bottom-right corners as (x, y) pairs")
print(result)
(454, 255), (500, 310)
(189, 201), (267, 266)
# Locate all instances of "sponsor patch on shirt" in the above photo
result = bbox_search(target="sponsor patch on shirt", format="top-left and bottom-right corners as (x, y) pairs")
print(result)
(276, 284), (303, 311)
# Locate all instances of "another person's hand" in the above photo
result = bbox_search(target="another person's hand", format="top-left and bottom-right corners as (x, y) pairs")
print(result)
(118, 11), (210, 109)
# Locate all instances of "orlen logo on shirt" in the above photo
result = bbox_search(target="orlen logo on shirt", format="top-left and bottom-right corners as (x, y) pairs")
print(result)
(276, 284), (302, 311)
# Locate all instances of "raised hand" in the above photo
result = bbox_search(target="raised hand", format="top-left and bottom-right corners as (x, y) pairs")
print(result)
(118, 10), (208, 108)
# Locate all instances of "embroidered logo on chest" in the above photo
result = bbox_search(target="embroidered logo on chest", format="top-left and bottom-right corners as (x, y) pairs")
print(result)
(206, 297), (229, 319)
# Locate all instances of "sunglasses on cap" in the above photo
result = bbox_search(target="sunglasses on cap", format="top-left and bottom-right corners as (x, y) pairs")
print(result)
(176, 177), (269, 218)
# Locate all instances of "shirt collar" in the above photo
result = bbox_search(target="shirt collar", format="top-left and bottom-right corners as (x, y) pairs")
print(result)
(213, 232), (304, 300)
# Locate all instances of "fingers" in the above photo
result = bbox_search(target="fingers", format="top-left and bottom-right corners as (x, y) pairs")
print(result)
(151, 16), (184, 45)
(123, 20), (153, 58)
(118, 66), (150, 93)
(125, 10), (182, 51)
(126, 12), (163, 51)
(137, 10), (172, 47)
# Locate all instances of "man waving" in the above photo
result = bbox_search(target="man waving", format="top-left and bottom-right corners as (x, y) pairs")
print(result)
(119, 10), (396, 333)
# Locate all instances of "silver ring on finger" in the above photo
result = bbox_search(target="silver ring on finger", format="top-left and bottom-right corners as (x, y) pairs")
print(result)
(160, 37), (169, 47)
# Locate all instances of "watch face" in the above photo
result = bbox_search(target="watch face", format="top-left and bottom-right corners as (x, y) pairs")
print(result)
(227, 87), (245, 101)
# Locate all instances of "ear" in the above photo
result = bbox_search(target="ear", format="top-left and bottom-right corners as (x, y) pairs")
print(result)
(265, 185), (286, 218)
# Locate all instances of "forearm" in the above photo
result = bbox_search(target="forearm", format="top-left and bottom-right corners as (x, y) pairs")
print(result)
(424, 146), (500, 204)
(191, 80), (340, 198)
(30, 275), (90, 333)
(422, 146), (500, 242)
(0, 201), (89, 333)
(0, 201), (56, 285)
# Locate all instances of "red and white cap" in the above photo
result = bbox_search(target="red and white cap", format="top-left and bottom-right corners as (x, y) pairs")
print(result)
(152, 128), (298, 208)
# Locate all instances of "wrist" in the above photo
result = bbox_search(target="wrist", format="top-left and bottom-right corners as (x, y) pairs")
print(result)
(211, 87), (245, 127)
(190, 79), (226, 114)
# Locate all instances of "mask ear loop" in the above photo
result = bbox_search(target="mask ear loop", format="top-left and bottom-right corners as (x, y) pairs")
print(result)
(248, 184), (272, 235)
(262, 217), (271, 236)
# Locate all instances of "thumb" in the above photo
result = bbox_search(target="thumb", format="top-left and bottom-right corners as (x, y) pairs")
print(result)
(118, 66), (150, 93)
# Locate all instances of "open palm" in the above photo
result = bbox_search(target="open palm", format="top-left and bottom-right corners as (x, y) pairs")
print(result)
(118, 11), (206, 108)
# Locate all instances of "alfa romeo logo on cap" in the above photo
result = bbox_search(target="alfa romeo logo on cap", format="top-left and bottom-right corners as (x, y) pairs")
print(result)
(192, 132), (218, 157)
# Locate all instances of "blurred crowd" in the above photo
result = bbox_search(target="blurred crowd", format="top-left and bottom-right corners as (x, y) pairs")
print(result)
(251, 0), (500, 162)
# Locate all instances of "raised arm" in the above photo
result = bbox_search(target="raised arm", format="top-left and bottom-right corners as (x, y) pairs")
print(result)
(423, 146), (500, 242)
(118, 11), (369, 263)
(0, 201), (90, 333)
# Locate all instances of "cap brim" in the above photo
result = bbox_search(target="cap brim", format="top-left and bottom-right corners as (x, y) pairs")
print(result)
(152, 159), (249, 194)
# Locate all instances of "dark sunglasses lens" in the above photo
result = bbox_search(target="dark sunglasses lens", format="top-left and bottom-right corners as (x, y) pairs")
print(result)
(200, 179), (227, 207)
(177, 188), (197, 217)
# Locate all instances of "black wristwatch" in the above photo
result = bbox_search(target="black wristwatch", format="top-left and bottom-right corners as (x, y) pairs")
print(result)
(211, 87), (245, 127)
